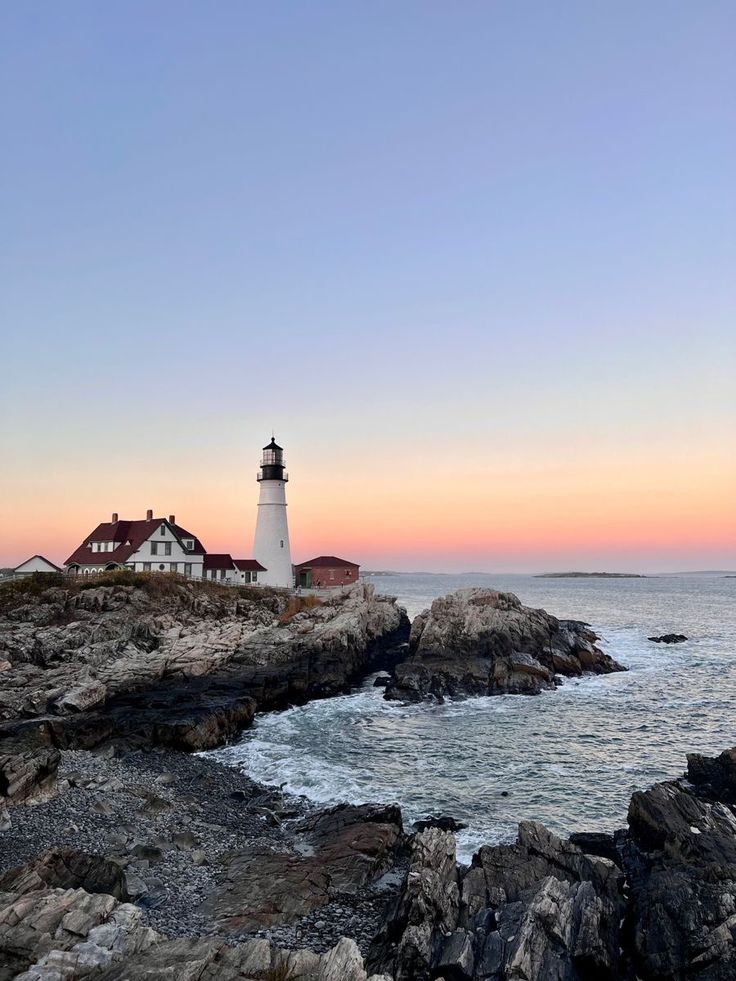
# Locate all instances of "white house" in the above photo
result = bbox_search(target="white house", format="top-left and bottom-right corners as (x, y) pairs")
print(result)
(13, 555), (63, 577)
(65, 512), (207, 577)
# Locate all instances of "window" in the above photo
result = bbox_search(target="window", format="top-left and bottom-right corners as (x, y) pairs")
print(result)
(252, 571), (257, 582)
(158, 564), (165, 571)
(329, 569), (335, 580)
(160, 524), (166, 536)
(143, 562), (151, 571)
(185, 540), (194, 551)
(170, 563), (178, 573)
(345, 570), (351, 576)
(151, 542), (159, 555)
(220, 569), (226, 580)
(280, 540), (284, 548)
(184, 563), (192, 577)
(164, 542), (172, 556)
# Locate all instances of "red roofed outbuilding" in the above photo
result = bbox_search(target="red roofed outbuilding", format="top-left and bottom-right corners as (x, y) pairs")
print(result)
(294, 555), (360, 589)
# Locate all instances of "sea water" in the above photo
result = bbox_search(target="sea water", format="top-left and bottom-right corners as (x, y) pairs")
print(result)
(210, 573), (736, 860)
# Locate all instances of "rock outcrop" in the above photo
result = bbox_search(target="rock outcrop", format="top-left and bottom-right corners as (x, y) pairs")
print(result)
(0, 885), (387, 981)
(369, 822), (627, 981)
(648, 633), (688, 644)
(367, 746), (736, 981)
(0, 847), (129, 901)
(384, 588), (624, 702)
(0, 578), (409, 764)
(621, 748), (736, 980)
(206, 803), (405, 931)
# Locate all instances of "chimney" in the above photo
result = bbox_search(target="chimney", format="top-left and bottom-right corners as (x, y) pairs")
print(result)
(169, 514), (176, 525)
(111, 512), (118, 523)
(146, 509), (153, 522)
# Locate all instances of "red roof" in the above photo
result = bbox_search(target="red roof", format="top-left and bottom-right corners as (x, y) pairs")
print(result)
(203, 553), (235, 571)
(295, 555), (360, 569)
(65, 518), (206, 567)
(233, 558), (266, 572)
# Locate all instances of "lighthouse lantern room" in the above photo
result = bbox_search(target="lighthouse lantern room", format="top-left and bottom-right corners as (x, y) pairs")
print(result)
(253, 436), (293, 588)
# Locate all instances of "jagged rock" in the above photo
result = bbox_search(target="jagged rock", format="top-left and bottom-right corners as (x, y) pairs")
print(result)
(568, 830), (620, 864)
(384, 589), (624, 703)
(623, 765), (736, 980)
(370, 821), (627, 980)
(687, 747), (736, 804)
(369, 828), (460, 980)
(648, 634), (688, 644)
(413, 815), (467, 833)
(0, 885), (377, 981)
(0, 730), (59, 806)
(0, 847), (129, 900)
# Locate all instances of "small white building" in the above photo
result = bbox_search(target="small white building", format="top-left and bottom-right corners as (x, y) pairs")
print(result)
(13, 555), (63, 577)
(65, 512), (207, 577)
(202, 554), (265, 584)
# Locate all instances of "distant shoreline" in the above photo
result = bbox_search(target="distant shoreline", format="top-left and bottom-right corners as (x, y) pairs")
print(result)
(535, 571), (647, 579)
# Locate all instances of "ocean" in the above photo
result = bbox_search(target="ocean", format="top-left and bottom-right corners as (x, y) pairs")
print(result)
(210, 572), (736, 861)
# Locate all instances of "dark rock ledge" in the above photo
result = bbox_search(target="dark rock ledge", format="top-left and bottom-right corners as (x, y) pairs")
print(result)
(384, 588), (625, 702)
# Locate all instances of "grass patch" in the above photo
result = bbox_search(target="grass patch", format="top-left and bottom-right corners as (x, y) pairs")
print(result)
(277, 593), (322, 624)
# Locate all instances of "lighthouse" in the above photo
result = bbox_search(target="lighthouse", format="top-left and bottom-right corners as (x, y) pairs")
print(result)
(252, 436), (293, 588)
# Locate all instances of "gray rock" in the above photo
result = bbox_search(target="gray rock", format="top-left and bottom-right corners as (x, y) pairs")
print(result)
(384, 588), (625, 703)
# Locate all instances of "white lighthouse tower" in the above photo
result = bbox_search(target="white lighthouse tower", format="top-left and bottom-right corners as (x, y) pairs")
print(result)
(253, 436), (293, 588)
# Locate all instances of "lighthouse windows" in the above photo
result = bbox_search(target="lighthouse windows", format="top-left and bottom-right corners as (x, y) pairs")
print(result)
(280, 540), (284, 548)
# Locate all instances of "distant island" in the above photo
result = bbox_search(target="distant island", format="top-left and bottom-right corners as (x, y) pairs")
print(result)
(535, 571), (647, 579)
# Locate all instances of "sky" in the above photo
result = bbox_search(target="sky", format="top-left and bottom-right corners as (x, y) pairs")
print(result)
(1, 1), (735, 573)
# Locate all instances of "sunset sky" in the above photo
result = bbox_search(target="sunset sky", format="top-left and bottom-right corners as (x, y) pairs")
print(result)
(2, 2), (735, 572)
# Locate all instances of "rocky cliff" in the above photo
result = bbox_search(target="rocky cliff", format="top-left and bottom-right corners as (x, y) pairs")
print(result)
(0, 575), (409, 803)
(384, 588), (625, 702)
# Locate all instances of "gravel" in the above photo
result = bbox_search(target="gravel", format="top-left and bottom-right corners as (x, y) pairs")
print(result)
(0, 747), (403, 955)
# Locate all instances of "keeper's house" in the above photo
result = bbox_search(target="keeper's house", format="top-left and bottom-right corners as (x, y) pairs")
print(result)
(65, 511), (207, 577)
(294, 555), (360, 589)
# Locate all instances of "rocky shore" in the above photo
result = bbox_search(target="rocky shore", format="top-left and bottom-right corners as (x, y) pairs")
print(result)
(3, 742), (736, 979)
(2, 574), (735, 979)
(0, 575), (410, 803)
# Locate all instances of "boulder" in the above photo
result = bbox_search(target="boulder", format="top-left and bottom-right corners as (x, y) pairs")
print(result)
(385, 589), (624, 703)
(648, 634), (688, 644)
(0, 729), (60, 806)
(0, 847), (129, 900)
